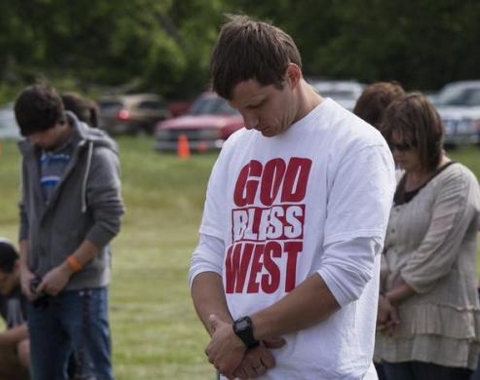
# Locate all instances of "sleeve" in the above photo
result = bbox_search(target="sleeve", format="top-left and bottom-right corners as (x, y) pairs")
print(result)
(188, 150), (231, 287)
(319, 143), (395, 306)
(318, 236), (382, 306)
(18, 202), (28, 241)
(401, 167), (480, 293)
(18, 160), (29, 241)
(85, 146), (125, 247)
(198, 152), (228, 239)
(188, 233), (225, 288)
(324, 143), (395, 245)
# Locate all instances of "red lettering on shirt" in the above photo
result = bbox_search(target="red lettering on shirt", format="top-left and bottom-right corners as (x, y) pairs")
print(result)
(225, 240), (302, 293)
(226, 157), (312, 295)
(233, 158), (312, 207)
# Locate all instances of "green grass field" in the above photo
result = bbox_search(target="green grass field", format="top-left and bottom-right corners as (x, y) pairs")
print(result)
(0, 137), (479, 379)
(0, 137), (216, 379)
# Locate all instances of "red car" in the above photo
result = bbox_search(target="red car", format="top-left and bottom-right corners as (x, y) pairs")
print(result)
(154, 92), (244, 152)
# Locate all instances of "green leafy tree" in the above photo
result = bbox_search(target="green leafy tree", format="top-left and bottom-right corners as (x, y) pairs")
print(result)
(2, 0), (480, 101)
(0, 0), (225, 99)
(304, 0), (480, 90)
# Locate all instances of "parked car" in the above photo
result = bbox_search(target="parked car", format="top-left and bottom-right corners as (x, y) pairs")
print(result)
(307, 79), (365, 111)
(167, 101), (193, 118)
(98, 93), (170, 135)
(0, 103), (22, 140)
(433, 80), (480, 147)
(154, 92), (244, 152)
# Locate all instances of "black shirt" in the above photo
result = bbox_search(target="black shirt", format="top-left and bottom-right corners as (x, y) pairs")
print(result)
(394, 162), (457, 205)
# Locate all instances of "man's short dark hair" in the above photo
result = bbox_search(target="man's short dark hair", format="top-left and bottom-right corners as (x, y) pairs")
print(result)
(0, 240), (19, 273)
(14, 84), (66, 136)
(211, 14), (302, 99)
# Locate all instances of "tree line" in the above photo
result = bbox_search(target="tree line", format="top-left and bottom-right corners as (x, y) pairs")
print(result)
(1, 0), (479, 102)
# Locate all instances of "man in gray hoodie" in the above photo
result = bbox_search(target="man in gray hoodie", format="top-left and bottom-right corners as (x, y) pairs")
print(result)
(14, 84), (125, 380)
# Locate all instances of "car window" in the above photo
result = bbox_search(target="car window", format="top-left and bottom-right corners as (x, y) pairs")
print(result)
(136, 100), (166, 110)
(188, 96), (238, 116)
(98, 100), (123, 112)
(462, 89), (480, 106)
(436, 85), (480, 107)
(212, 98), (238, 115)
(188, 97), (208, 115)
(309, 81), (364, 101)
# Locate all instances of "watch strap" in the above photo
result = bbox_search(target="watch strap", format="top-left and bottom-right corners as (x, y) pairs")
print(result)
(233, 316), (259, 349)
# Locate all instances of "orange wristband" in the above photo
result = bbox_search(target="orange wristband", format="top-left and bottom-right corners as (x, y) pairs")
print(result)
(66, 255), (83, 273)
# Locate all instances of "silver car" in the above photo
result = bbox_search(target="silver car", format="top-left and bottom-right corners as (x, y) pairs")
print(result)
(98, 93), (171, 135)
(0, 103), (21, 141)
(307, 79), (365, 111)
(433, 81), (480, 147)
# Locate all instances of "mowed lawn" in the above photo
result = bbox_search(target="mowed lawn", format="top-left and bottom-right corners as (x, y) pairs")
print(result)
(0, 136), (216, 379)
(0, 136), (479, 379)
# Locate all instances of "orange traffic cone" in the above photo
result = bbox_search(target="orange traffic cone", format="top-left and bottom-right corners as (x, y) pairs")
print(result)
(177, 133), (191, 159)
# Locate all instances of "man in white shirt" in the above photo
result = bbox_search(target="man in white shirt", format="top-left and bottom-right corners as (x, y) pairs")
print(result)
(188, 14), (396, 379)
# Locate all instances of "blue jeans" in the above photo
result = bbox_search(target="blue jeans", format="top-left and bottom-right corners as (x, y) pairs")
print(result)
(27, 287), (113, 380)
(382, 360), (471, 380)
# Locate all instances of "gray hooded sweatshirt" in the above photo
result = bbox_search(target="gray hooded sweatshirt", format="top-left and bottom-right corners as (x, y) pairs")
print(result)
(18, 112), (125, 290)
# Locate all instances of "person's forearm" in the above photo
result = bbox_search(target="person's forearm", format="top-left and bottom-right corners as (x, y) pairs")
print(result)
(191, 271), (232, 336)
(0, 324), (28, 345)
(18, 239), (29, 271)
(59, 239), (100, 274)
(251, 273), (340, 341)
(386, 277), (416, 306)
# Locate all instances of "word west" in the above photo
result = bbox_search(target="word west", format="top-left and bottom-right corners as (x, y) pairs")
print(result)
(226, 157), (312, 294)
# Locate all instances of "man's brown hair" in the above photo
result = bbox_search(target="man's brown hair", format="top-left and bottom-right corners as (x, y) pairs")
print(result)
(211, 15), (302, 99)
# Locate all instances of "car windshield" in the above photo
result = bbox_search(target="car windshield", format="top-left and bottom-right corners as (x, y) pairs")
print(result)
(188, 96), (239, 116)
(435, 85), (480, 107)
(98, 100), (123, 113)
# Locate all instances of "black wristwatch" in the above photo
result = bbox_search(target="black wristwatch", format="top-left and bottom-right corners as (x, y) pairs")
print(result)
(232, 316), (259, 349)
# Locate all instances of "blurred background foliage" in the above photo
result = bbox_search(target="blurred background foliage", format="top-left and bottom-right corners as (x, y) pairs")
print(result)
(1, 0), (480, 102)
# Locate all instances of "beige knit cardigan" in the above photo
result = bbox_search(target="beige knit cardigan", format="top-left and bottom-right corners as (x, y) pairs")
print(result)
(375, 162), (480, 369)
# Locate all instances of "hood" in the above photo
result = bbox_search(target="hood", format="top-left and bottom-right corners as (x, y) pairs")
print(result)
(68, 111), (119, 153)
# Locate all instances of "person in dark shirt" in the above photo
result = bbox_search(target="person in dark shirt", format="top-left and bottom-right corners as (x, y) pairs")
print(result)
(0, 238), (30, 380)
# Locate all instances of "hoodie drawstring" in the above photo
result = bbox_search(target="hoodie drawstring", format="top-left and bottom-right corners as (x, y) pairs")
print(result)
(81, 141), (93, 213)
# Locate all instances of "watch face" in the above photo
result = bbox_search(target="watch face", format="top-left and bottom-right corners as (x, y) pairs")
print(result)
(234, 316), (258, 349)
(236, 318), (249, 330)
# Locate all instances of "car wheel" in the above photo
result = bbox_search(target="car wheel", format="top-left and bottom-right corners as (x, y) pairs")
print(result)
(128, 123), (146, 137)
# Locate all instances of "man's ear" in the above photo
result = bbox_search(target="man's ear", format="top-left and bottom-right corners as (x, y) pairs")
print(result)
(286, 63), (302, 88)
